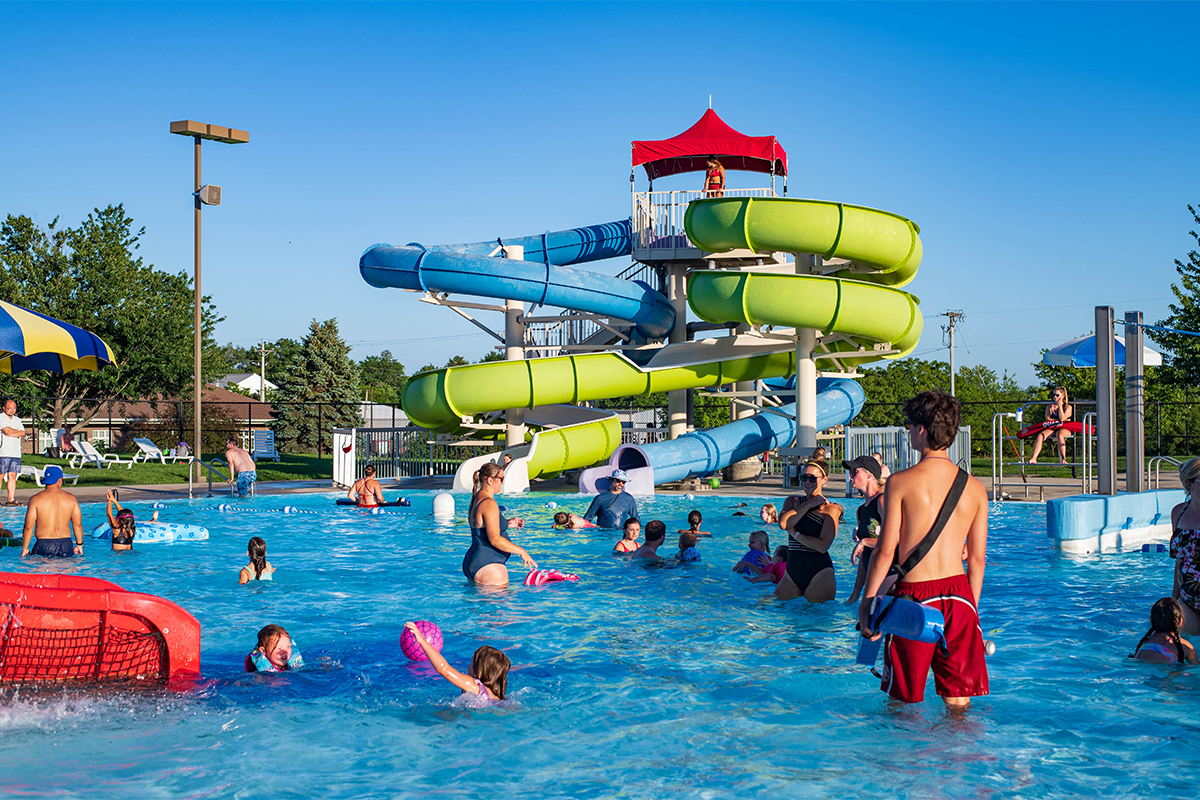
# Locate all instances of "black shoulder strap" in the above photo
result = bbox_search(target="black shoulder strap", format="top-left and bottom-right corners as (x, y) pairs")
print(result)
(895, 468), (969, 580)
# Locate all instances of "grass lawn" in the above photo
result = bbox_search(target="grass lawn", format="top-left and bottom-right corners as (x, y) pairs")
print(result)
(20, 453), (332, 487)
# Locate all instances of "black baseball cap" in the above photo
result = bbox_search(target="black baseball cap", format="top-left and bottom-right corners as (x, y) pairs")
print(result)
(842, 456), (882, 481)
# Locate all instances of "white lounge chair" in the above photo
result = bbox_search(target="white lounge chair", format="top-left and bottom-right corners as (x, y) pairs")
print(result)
(253, 430), (280, 462)
(131, 437), (194, 465)
(18, 464), (80, 487)
(70, 439), (135, 470)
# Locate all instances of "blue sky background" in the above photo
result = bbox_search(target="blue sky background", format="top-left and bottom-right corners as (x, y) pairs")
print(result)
(3, 2), (1197, 387)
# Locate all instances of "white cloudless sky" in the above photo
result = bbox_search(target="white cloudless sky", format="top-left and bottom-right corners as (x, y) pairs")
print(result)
(3, 2), (1197, 386)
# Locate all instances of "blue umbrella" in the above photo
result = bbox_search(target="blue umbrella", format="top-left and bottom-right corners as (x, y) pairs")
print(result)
(0, 299), (115, 374)
(1042, 334), (1162, 368)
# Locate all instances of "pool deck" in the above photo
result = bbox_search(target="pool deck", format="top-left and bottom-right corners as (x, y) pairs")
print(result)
(0, 471), (1118, 507)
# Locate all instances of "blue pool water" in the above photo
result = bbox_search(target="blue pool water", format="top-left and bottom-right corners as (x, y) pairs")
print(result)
(0, 491), (1198, 798)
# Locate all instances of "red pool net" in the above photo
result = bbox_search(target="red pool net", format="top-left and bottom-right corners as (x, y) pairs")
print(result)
(0, 610), (168, 684)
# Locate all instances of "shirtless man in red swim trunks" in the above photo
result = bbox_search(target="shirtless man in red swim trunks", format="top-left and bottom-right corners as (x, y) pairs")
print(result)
(859, 390), (989, 707)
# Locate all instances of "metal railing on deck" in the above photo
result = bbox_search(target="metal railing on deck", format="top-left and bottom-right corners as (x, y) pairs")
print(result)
(333, 427), (496, 486)
(633, 187), (777, 253)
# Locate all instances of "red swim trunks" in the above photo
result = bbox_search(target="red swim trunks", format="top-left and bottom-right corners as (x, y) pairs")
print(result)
(879, 574), (989, 703)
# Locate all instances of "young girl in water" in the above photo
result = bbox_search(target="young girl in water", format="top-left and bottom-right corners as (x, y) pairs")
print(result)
(760, 503), (779, 526)
(1132, 597), (1200, 664)
(747, 546), (789, 584)
(245, 624), (304, 672)
(732, 530), (770, 575)
(613, 517), (640, 553)
(239, 536), (275, 584)
(404, 621), (510, 703)
(677, 509), (711, 537)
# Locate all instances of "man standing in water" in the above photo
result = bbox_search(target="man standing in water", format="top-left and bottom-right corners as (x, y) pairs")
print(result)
(583, 469), (638, 528)
(859, 390), (989, 707)
(225, 437), (258, 497)
(21, 466), (83, 557)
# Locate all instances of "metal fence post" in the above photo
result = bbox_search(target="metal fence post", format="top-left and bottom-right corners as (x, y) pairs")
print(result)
(318, 403), (323, 457)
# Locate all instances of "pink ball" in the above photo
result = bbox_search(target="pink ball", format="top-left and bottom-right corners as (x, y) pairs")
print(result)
(401, 620), (443, 661)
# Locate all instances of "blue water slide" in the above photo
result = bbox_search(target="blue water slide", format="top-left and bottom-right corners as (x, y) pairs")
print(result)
(595, 378), (865, 485)
(359, 220), (675, 340)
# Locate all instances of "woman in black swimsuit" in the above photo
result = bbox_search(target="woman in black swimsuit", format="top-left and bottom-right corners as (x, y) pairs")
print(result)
(775, 461), (843, 602)
(463, 462), (537, 587)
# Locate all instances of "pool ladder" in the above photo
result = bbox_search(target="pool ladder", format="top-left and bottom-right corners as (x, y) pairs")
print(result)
(188, 458), (254, 499)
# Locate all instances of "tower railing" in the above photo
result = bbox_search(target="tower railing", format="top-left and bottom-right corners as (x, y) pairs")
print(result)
(632, 187), (777, 255)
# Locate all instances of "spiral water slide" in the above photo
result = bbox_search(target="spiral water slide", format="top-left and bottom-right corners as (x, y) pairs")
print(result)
(361, 198), (922, 488)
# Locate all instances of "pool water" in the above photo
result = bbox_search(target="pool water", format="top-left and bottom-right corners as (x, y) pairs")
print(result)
(0, 491), (1197, 798)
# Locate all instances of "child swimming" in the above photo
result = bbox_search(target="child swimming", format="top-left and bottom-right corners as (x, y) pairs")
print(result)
(553, 511), (596, 529)
(403, 621), (510, 704)
(1132, 597), (1200, 664)
(239, 536), (275, 584)
(245, 624), (304, 672)
(678, 509), (711, 537)
(677, 531), (701, 561)
(747, 546), (789, 584)
(732, 530), (771, 575)
(613, 517), (640, 553)
(760, 503), (779, 526)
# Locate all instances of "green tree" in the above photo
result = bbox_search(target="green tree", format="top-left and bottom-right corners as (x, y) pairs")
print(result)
(1150, 204), (1200, 386)
(0, 205), (222, 427)
(445, 355), (469, 367)
(271, 319), (363, 453)
(478, 350), (505, 363)
(360, 350), (407, 405)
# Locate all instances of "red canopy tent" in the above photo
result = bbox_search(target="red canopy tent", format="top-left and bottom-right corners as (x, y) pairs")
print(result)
(631, 109), (788, 188)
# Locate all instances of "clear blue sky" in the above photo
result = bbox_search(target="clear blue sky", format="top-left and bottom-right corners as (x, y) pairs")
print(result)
(3, 2), (1197, 387)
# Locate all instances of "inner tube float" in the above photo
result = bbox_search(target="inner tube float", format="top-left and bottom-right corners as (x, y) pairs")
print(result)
(91, 521), (210, 544)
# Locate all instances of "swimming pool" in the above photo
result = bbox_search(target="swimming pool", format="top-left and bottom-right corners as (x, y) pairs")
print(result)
(0, 491), (1196, 798)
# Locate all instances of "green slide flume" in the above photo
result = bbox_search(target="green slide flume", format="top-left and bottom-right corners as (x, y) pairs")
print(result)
(402, 349), (797, 433)
(684, 196), (924, 362)
(684, 197), (922, 287)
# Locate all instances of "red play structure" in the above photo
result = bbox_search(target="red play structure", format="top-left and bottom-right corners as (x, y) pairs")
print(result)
(0, 572), (200, 685)
(631, 108), (788, 185)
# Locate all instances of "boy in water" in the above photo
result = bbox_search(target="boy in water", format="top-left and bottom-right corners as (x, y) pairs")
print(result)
(858, 390), (989, 707)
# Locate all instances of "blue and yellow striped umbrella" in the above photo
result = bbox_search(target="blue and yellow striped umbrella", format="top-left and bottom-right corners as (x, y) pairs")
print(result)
(0, 299), (116, 374)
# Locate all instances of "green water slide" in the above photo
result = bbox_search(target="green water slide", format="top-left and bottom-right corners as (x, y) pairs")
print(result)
(401, 196), (924, 481)
(403, 344), (798, 433)
(684, 196), (924, 362)
(684, 197), (922, 287)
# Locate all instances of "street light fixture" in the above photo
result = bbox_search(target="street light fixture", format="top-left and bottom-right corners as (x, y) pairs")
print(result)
(169, 120), (248, 473)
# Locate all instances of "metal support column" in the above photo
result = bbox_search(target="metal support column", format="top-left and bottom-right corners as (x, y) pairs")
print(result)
(733, 323), (754, 421)
(1096, 305), (1117, 495)
(667, 263), (688, 439)
(1125, 310), (1145, 492)
(504, 245), (526, 449)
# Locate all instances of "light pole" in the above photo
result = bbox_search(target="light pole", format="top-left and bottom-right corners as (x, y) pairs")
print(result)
(169, 120), (249, 471)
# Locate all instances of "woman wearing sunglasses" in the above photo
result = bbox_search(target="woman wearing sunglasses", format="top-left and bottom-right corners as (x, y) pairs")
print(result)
(775, 461), (843, 602)
(462, 462), (538, 586)
(1028, 386), (1072, 465)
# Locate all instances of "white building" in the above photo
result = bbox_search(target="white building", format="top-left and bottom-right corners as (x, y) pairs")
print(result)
(216, 373), (278, 397)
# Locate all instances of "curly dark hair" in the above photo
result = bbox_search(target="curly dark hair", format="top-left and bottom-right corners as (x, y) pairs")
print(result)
(903, 390), (960, 451)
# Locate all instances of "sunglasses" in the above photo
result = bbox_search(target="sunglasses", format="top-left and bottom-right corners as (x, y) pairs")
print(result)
(800, 475), (820, 484)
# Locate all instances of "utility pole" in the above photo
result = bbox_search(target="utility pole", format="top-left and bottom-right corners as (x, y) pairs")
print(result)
(941, 311), (964, 396)
(257, 341), (274, 401)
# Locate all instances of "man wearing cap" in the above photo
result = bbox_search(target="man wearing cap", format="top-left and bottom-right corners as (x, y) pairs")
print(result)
(21, 465), (83, 558)
(583, 469), (639, 528)
(0, 399), (26, 507)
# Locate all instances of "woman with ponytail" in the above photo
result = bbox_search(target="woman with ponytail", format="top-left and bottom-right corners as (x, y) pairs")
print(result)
(1132, 597), (1199, 664)
(239, 536), (275, 584)
(1170, 457), (1200, 634)
(463, 462), (537, 586)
